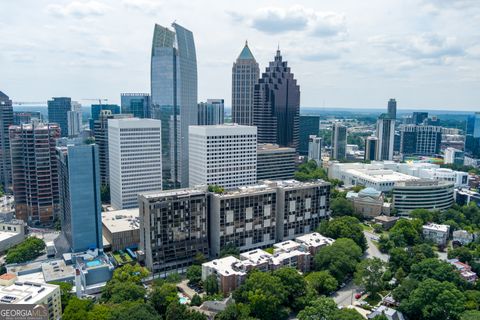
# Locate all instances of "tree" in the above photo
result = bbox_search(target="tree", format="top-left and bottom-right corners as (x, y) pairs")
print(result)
(410, 209), (434, 224)
(62, 297), (93, 320)
(330, 197), (356, 217)
(461, 310), (480, 320)
(318, 216), (367, 252)
(273, 267), (308, 310)
(409, 258), (465, 287)
(220, 243), (240, 258)
(354, 258), (387, 295)
(389, 218), (421, 247)
(448, 246), (473, 263)
(233, 271), (288, 319)
(186, 265), (202, 286)
(399, 279), (466, 320)
(215, 303), (253, 320)
(111, 301), (161, 320)
(5, 237), (46, 264)
(305, 271), (338, 295)
(190, 294), (202, 306)
(49, 281), (73, 311)
(88, 304), (113, 320)
(165, 301), (207, 320)
(314, 238), (362, 283)
(297, 297), (337, 320)
(111, 263), (149, 284)
(106, 281), (146, 303)
(193, 252), (207, 265)
(208, 185), (225, 194)
(373, 224), (383, 234)
(149, 283), (178, 315)
(205, 274), (219, 295)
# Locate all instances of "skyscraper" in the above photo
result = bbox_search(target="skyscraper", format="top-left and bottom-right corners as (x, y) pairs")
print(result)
(67, 101), (82, 137)
(57, 143), (102, 252)
(189, 124), (257, 189)
(365, 136), (378, 161)
(197, 99), (224, 125)
(89, 104), (120, 130)
(151, 23), (197, 189)
(232, 41), (259, 126)
(376, 114), (395, 160)
(400, 125), (442, 157)
(388, 98), (397, 119)
(412, 112), (428, 125)
(331, 123), (347, 160)
(254, 49), (300, 150)
(93, 110), (133, 186)
(257, 144), (296, 181)
(308, 135), (322, 166)
(108, 118), (162, 209)
(48, 97), (72, 137)
(10, 123), (60, 225)
(121, 93), (150, 118)
(299, 116), (320, 155)
(0, 91), (13, 190)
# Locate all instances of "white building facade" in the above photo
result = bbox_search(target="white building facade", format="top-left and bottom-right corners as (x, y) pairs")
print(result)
(189, 124), (257, 189)
(308, 135), (322, 166)
(108, 118), (162, 209)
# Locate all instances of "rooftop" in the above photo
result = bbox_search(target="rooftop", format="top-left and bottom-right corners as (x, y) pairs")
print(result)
(237, 41), (256, 60)
(257, 143), (295, 152)
(273, 240), (301, 252)
(203, 256), (245, 277)
(140, 186), (207, 200)
(345, 168), (418, 184)
(102, 208), (140, 233)
(295, 232), (335, 248)
(423, 223), (449, 233)
(0, 231), (20, 242)
(42, 260), (75, 283)
(0, 281), (58, 304)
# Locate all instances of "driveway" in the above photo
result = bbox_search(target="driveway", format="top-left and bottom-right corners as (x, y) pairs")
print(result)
(364, 231), (389, 262)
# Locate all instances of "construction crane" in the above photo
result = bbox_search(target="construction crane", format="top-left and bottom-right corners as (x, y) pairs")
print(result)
(81, 98), (109, 105)
(13, 101), (46, 105)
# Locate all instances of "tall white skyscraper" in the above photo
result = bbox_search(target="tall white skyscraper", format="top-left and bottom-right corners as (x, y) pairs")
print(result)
(376, 115), (395, 160)
(108, 118), (162, 209)
(308, 135), (322, 166)
(189, 124), (257, 189)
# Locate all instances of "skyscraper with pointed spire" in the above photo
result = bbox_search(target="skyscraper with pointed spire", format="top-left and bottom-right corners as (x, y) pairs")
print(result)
(150, 22), (197, 189)
(253, 49), (300, 150)
(232, 41), (259, 126)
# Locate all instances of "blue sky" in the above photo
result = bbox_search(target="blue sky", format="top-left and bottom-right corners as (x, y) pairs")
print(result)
(1, 0), (479, 110)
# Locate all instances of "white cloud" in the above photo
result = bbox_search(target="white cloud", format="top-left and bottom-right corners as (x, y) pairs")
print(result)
(46, 1), (109, 19)
(122, 0), (163, 15)
(235, 5), (346, 38)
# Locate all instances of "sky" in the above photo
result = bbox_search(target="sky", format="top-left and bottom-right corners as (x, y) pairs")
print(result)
(1, 0), (480, 111)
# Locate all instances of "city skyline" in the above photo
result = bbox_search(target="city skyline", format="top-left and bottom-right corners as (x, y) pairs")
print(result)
(1, 1), (480, 111)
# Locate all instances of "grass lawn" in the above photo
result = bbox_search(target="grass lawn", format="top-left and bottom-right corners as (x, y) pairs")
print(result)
(362, 223), (374, 232)
(364, 293), (382, 306)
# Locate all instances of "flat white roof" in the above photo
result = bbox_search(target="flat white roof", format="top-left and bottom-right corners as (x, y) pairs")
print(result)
(345, 168), (418, 184)
(0, 231), (19, 242)
(0, 281), (58, 304)
(423, 223), (449, 233)
(189, 124), (257, 136)
(295, 232), (334, 248)
(102, 208), (140, 233)
(140, 187), (207, 200)
(203, 256), (245, 277)
(273, 240), (301, 252)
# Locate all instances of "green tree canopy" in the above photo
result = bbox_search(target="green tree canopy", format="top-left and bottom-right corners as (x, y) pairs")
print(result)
(330, 197), (357, 218)
(205, 274), (219, 296)
(5, 237), (46, 264)
(186, 265), (202, 286)
(305, 271), (338, 295)
(314, 238), (362, 283)
(354, 258), (387, 295)
(149, 282), (178, 315)
(318, 216), (367, 251)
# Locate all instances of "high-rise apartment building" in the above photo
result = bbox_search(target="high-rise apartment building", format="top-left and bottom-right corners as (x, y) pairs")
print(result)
(444, 147), (465, 165)
(232, 41), (259, 126)
(47, 97), (71, 137)
(197, 99), (224, 125)
(93, 111), (133, 186)
(121, 93), (150, 118)
(412, 112), (428, 125)
(57, 143), (102, 252)
(10, 123), (60, 225)
(254, 49), (300, 150)
(308, 135), (322, 166)
(365, 136), (378, 161)
(465, 113), (480, 158)
(257, 144), (296, 181)
(400, 125), (442, 157)
(299, 116), (320, 155)
(331, 123), (347, 160)
(13, 111), (43, 125)
(108, 118), (162, 209)
(189, 124), (257, 189)
(376, 114), (395, 160)
(0, 91), (13, 190)
(387, 98), (397, 119)
(151, 23), (197, 189)
(139, 187), (209, 275)
(209, 179), (330, 257)
(67, 102), (82, 137)
(89, 104), (120, 130)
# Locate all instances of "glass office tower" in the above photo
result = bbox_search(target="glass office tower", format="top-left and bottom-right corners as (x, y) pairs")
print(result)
(48, 97), (71, 137)
(151, 23), (197, 189)
(57, 143), (102, 252)
(121, 93), (150, 118)
(253, 49), (300, 151)
(0, 91), (13, 189)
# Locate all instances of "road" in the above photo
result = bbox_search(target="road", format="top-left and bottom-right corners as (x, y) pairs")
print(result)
(333, 230), (389, 306)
